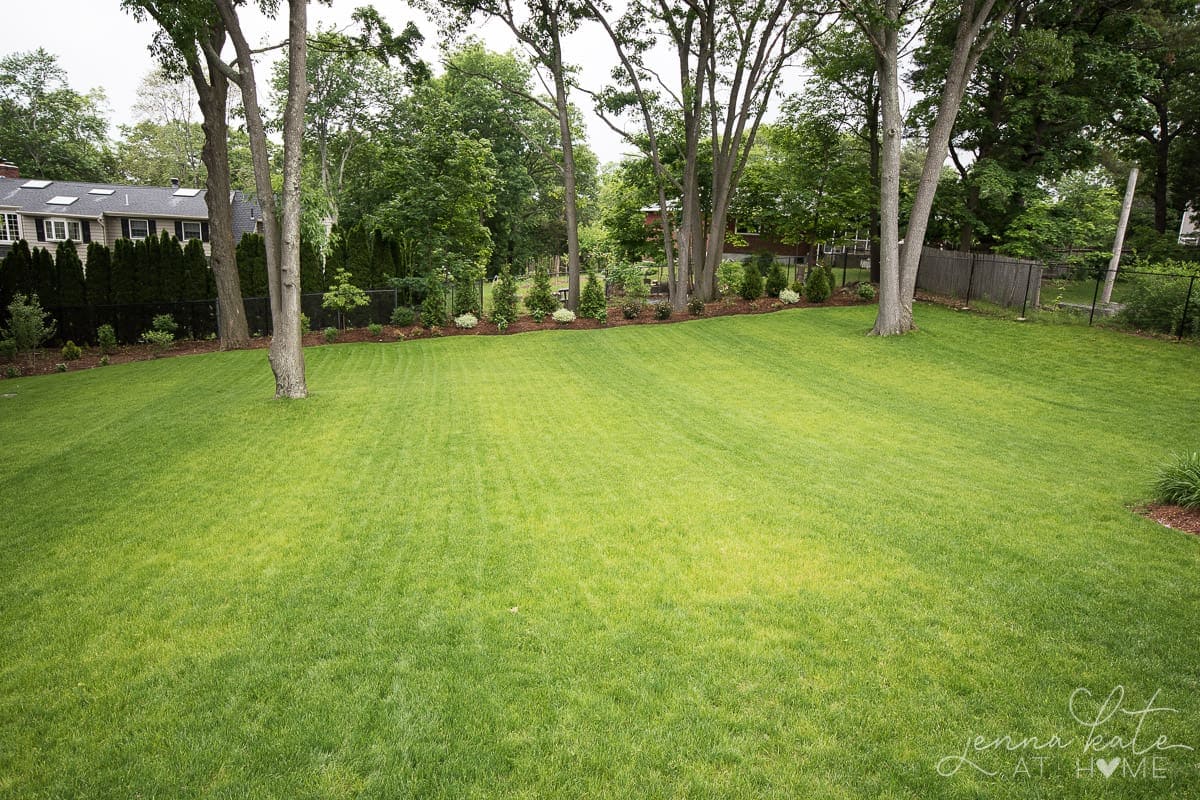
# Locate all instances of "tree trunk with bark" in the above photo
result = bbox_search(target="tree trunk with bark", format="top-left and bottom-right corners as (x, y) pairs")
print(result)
(549, 17), (581, 311)
(214, 0), (306, 397)
(191, 41), (250, 350)
(872, 5), (905, 336)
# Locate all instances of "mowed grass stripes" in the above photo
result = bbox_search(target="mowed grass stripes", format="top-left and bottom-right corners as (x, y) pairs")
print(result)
(1, 304), (1198, 799)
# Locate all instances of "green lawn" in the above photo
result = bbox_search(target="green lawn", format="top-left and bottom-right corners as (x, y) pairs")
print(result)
(1, 305), (1198, 799)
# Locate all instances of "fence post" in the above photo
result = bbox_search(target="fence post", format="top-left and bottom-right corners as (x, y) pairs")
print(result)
(1088, 271), (1101, 326)
(214, 299), (221, 339)
(1179, 275), (1196, 341)
(1017, 263), (1033, 320)
(963, 251), (976, 309)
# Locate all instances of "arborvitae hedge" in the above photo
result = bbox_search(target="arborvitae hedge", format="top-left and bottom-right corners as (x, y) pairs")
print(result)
(55, 241), (87, 307)
(85, 242), (112, 305)
(300, 234), (323, 293)
(182, 239), (211, 301)
(237, 233), (268, 297)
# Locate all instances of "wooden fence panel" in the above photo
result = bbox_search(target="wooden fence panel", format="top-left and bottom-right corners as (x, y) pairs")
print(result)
(916, 247), (1042, 310)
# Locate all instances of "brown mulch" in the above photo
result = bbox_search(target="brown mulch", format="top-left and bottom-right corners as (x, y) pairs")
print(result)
(1136, 504), (1200, 536)
(1, 287), (872, 379)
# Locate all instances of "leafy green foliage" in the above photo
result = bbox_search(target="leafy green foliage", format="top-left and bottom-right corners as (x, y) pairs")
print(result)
(688, 297), (705, 316)
(452, 262), (482, 317)
(739, 262), (764, 301)
(621, 302), (641, 319)
(421, 271), (447, 328)
(1153, 452), (1200, 509)
(764, 262), (788, 296)
(578, 269), (607, 320)
(390, 306), (416, 327)
(654, 302), (672, 320)
(490, 265), (519, 330)
(323, 327), (338, 343)
(3, 293), (56, 354)
(0, 49), (114, 181)
(1118, 274), (1199, 335)
(804, 266), (832, 304)
(322, 268), (370, 327)
(0, 338), (15, 361)
(368, 322), (383, 337)
(97, 324), (117, 355)
(523, 264), (559, 317)
(151, 314), (178, 336)
(857, 281), (876, 301)
(717, 261), (744, 298)
(140, 329), (174, 354)
(60, 341), (82, 361)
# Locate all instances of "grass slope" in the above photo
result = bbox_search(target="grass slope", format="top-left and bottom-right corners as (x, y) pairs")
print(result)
(1, 305), (1198, 799)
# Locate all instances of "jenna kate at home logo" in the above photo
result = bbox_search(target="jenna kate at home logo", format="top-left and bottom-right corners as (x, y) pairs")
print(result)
(936, 686), (1194, 780)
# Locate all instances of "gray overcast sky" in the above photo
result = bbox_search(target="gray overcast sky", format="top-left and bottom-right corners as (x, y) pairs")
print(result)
(5, 1), (816, 169)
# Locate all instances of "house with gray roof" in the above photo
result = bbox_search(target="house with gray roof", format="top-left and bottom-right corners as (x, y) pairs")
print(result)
(0, 167), (261, 261)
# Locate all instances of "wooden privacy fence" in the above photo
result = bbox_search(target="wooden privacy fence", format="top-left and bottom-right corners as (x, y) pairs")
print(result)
(916, 247), (1042, 311)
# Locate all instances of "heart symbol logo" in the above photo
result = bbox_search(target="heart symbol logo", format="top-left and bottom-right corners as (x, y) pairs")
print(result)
(1096, 757), (1121, 778)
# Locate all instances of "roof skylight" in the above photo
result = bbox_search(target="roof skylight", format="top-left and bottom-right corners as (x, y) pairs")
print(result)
(88, 189), (115, 196)
(173, 188), (201, 197)
(46, 196), (78, 206)
(21, 180), (51, 189)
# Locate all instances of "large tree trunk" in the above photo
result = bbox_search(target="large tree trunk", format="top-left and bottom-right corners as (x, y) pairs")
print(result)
(269, 0), (308, 398)
(872, 7), (905, 336)
(190, 26), (249, 350)
(215, 0), (306, 397)
(550, 18), (581, 312)
(867, 81), (881, 283)
(1153, 103), (1170, 234)
(894, 0), (998, 331)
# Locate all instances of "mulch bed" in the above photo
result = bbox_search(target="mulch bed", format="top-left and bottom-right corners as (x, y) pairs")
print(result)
(2, 288), (871, 379)
(1136, 504), (1200, 536)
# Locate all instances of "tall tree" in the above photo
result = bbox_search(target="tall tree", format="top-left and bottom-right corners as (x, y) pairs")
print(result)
(121, 0), (251, 350)
(0, 49), (115, 181)
(839, 0), (1009, 335)
(432, 0), (591, 310)
(592, 0), (824, 308)
(212, 0), (308, 397)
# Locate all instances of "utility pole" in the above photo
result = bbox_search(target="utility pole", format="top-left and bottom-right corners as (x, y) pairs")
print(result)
(1102, 168), (1138, 305)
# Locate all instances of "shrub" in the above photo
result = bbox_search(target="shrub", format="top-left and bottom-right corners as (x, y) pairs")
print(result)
(0, 339), (15, 361)
(61, 340), (83, 361)
(454, 313), (478, 329)
(4, 365), (20, 378)
(368, 322), (383, 337)
(452, 265), (482, 317)
(323, 268), (370, 327)
(390, 306), (416, 327)
(300, 313), (311, 334)
(606, 261), (644, 293)
(524, 264), (559, 317)
(552, 308), (576, 325)
(625, 273), (650, 305)
(55, 362), (67, 373)
(579, 268), (607, 320)
(779, 288), (800, 304)
(1153, 452), (1200, 508)
(491, 265), (519, 329)
(421, 271), (448, 328)
(857, 281), (877, 300)
(531, 309), (546, 323)
(688, 297), (705, 316)
(753, 251), (775, 276)
(151, 314), (178, 335)
(622, 302), (641, 319)
(97, 324), (118, 354)
(3, 294), (56, 355)
(140, 329), (174, 354)
(1118, 274), (1199, 335)
(740, 261), (764, 300)
(765, 262), (789, 296)
(99, 355), (109, 367)
(718, 261), (744, 297)
(654, 302), (673, 320)
(596, 309), (608, 325)
(322, 326), (338, 343)
(804, 265), (832, 303)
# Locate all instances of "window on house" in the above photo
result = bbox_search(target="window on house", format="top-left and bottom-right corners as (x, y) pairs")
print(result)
(181, 221), (203, 241)
(45, 218), (82, 242)
(1, 212), (19, 242)
(734, 219), (760, 236)
(128, 219), (150, 239)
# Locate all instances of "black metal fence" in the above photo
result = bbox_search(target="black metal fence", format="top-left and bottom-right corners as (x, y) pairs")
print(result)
(44, 282), (485, 344)
(1077, 268), (1198, 341)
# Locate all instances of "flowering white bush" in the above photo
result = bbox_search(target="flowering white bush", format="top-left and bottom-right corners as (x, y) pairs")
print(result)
(552, 308), (576, 324)
(779, 288), (800, 304)
(454, 313), (478, 329)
